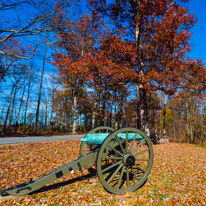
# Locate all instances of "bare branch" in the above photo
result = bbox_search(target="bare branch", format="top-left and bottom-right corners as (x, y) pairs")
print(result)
(0, 1), (29, 10)
(0, 44), (39, 59)
(0, 1), (72, 59)
(0, 10), (58, 44)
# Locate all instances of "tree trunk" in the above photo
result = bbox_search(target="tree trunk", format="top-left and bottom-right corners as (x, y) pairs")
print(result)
(110, 102), (113, 127)
(3, 84), (16, 133)
(132, 0), (150, 137)
(139, 87), (150, 137)
(16, 84), (26, 129)
(49, 85), (55, 127)
(185, 100), (191, 141)
(114, 92), (118, 129)
(72, 94), (77, 134)
(118, 95), (124, 128)
(122, 97), (127, 127)
(173, 120), (176, 142)
(44, 96), (48, 132)
(151, 93), (155, 137)
(24, 79), (31, 125)
(79, 113), (82, 131)
(0, 60), (14, 83)
(34, 35), (48, 134)
(163, 94), (167, 137)
(16, 85), (26, 133)
(0, 107), (5, 125)
(91, 101), (97, 129)
(9, 86), (19, 128)
(200, 111), (204, 144)
(135, 85), (141, 129)
(101, 100), (106, 126)
(91, 93), (98, 129)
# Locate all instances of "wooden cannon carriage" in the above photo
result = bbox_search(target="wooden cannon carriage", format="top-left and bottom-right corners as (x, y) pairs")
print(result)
(0, 127), (153, 195)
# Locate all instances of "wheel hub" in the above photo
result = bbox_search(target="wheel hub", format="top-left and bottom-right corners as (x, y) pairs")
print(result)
(123, 154), (135, 166)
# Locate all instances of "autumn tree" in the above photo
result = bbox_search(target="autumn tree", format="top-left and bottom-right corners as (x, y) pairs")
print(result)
(88, 0), (205, 140)
(51, 14), (100, 133)
(84, 34), (136, 128)
(167, 58), (206, 143)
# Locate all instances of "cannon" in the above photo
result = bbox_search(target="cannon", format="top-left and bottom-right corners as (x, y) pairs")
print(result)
(0, 127), (153, 195)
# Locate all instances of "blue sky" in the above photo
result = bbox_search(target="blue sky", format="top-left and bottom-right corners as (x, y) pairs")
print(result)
(185, 0), (206, 63)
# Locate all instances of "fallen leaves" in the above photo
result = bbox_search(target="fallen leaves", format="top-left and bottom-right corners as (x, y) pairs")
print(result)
(0, 141), (205, 205)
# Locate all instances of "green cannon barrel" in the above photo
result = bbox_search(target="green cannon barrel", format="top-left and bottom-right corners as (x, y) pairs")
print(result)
(81, 133), (143, 145)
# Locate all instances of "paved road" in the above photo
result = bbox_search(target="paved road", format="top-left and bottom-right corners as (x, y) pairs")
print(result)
(0, 134), (85, 145)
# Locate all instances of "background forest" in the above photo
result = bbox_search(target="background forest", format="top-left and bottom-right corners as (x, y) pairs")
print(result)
(0, 0), (205, 145)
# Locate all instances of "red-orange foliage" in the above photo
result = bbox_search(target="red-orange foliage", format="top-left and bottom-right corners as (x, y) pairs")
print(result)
(88, 0), (205, 94)
(51, 14), (100, 87)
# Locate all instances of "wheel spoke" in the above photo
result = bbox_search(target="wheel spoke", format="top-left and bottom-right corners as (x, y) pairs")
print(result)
(129, 133), (138, 152)
(131, 139), (146, 154)
(116, 135), (125, 154)
(135, 158), (150, 161)
(107, 163), (123, 184)
(117, 166), (125, 189)
(125, 132), (128, 153)
(102, 160), (122, 173)
(102, 156), (122, 160)
(126, 167), (130, 187)
(134, 148), (150, 157)
(134, 164), (146, 173)
(107, 145), (124, 157)
(131, 168), (139, 181)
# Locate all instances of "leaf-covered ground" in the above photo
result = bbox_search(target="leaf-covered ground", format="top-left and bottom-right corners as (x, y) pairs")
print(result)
(0, 141), (205, 206)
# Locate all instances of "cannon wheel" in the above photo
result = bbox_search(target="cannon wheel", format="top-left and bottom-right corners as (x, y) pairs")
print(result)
(96, 127), (153, 194)
(80, 126), (114, 172)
